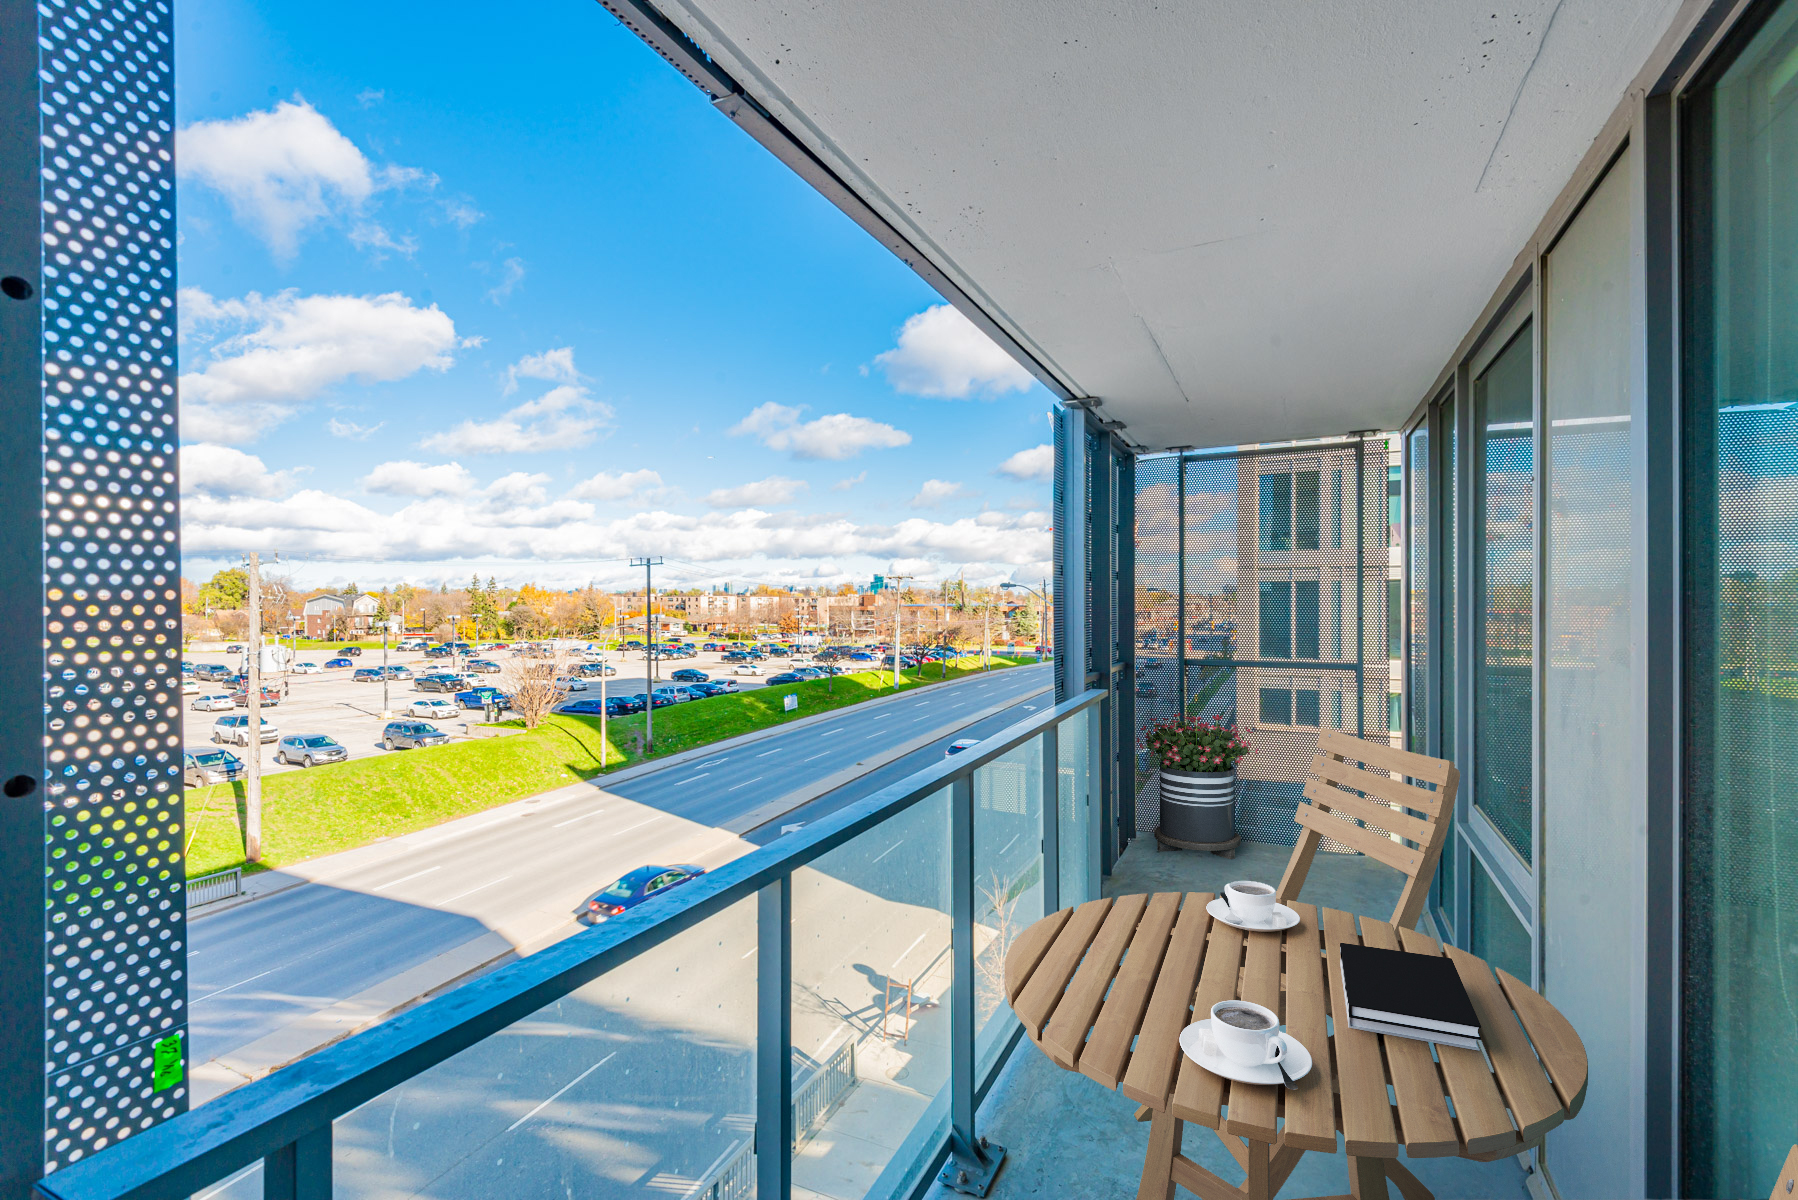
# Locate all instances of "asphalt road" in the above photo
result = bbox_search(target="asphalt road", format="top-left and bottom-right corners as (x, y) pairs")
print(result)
(187, 663), (1052, 1072)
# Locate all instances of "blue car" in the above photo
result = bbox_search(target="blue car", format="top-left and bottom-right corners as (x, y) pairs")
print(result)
(558, 698), (606, 716)
(455, 687), (512, 710)
(574, 864), (707, 924)
(325, 657), (354, 669)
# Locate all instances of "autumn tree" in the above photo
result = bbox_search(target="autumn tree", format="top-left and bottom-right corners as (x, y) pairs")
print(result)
(502, 652), (570, 730)
(777, 613), (800, 637)
(196, 567), (249, 613)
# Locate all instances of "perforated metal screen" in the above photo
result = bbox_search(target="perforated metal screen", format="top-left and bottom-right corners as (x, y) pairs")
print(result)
(1130, 440), (1398, 846)
(34, 0), (188, 1173)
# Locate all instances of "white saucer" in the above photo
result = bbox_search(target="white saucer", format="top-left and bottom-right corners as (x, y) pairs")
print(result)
(1179, 1019), (1314, 1086)
(1206, 897), (1300, 932)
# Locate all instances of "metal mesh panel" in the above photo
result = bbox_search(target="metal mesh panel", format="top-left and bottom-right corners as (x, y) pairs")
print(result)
(1408, 426), (1429, 755)
(1125, 441), (1395, 847)
(35, 0), (187, 1172)
(1473, 329), (1535, 864)
(1052, 411), (1067, 699)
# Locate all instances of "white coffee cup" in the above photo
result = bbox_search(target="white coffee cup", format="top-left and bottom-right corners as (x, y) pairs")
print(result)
(1210, 1000), (1286, 1067)
(1223, 880), (1278, 925)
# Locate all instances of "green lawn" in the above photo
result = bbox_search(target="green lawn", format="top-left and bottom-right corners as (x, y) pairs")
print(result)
(184, 656), (1035, 878)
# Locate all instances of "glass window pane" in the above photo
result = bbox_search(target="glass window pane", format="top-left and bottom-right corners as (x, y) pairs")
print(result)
(1057, 711), (1090, 907)
(1682, 8), (1798, 1192)
(1408, 425), (1429, 755)
(1468, 852), (1531, 985)
(792, 789), (951, 1190)
(1294, 689), (1320, 727)
(975, 740), (1044, 1081)
(1294, 471), (1321, 550)
(1258, 581), (1292, 658)
(1259, 687), (1292, 725)
(332, 899), (755, 1200)
(1473, 324), (1535, 864)
(1294, 580), (1320, 659)
(1259, 472), (1292, 552)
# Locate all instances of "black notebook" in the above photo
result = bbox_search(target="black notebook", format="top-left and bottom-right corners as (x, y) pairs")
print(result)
(1338, 943), (1480, 1041)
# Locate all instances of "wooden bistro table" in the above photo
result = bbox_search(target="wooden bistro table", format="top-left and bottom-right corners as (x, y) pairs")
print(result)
(1002, 893), (1587, 1200)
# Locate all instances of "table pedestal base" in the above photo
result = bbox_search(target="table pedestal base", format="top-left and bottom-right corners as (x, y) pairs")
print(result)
(1134, 1110), (1435, 1200)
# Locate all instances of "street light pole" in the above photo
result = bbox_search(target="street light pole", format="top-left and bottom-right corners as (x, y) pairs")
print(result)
(631, 557), (663, 749)
(1001, 581), (1049, 664)
(885, 573), (915, 689)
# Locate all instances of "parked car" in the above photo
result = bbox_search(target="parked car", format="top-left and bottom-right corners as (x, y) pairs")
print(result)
(352, 667), (385, 683)
(424, 645), (453, 659)
(191, 692), (235, 712)
(339, 646), (363, 657)
(213, 714), (278, 745)
(945, 738), (981, 757)
(324, 657), (354, 669)
(275, 735), (348, 768)
(702, 642), (721, 652)
(574, 864), (707, 924)
(183, 748), (244, 787)
(381, 664), (414, 679)
(732, 663), (764, 676)
(224, 644), (243, 654)
(688, 681), (733, 698)
(231, 686), (282, 707)
(398, 639), (429, 651)
(382, 720), (450, 750)
(556, 677), (590, 692)
(631, 692), (675, 709)
(455, 687), (512, 710)
(407, 698), (459, 720)
(466, 658), (502, 674)
(574, 662), (616, 677)
(652, 686), (695, 704)
(670, 668), (708, 683)
(192, 663), (233, 682)
(290, 661), (322, 675)
(792, 668), (823, 680)
(412, 673), (460, 692)
(849, 652), (877, 662)
(605, 695), (646, 715)
(558, 698), (607, 716)
(766, 672), (802, 685)
(181, 678), (200, 695)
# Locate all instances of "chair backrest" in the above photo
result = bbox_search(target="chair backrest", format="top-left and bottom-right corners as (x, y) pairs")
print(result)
(1274, 727), (1459, 930)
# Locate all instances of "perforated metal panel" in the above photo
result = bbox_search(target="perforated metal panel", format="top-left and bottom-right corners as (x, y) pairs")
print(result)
(33, 0), (187, 1173)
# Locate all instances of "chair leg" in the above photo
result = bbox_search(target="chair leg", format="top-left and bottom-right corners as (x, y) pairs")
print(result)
(1136, 1110), (1184, 1200)
(1276, 828), (1323, 906)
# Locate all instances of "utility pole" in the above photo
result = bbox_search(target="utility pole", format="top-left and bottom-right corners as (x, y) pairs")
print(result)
(631, 557), (663, 749)
(243, 551), (272, 862)
(885, 573), (915, 689)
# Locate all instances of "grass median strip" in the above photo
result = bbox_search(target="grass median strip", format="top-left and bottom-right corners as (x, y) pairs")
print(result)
(184, 657), (1037, 878)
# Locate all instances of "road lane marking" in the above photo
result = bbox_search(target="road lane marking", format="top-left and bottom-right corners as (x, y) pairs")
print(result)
(192, 966), (277, 1004)
(803, 752), (829, 763)
(754, 748), (781, 758)
(615, 817), (660, 836)
(726, 776), (763, 791)
(871, 838), (904, 864)
(506, 1051), (618, 1131)
(373, 866), (441, 893)
(893, 930), (929, 969)
(442, 875), (510, 903)
(696, 757), (728, 767)
(552, 806), (613, 828)
(678, 773), (711, 785)
(820, 728), (846, 737)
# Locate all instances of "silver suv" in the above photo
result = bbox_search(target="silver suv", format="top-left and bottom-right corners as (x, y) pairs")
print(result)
(213, 714), (278, 745)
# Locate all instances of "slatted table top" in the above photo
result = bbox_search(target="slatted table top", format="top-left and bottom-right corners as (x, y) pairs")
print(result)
(1003, 892), (1587, 1161)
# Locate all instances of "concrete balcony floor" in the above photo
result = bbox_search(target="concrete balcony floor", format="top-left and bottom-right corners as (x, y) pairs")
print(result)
(928, 837), (1537, 1200)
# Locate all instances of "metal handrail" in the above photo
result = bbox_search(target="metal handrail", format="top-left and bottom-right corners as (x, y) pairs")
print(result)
(36, 687), (1106, 1200)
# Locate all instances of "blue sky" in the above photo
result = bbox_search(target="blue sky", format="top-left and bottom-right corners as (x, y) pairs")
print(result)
(174, 0), (1054, 594)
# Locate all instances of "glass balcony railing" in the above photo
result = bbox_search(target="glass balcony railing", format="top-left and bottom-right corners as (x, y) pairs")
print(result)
(34, 690), (1106, 1200)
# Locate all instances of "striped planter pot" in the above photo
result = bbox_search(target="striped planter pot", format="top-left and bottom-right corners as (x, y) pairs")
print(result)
(1159, 768), (1238, 844)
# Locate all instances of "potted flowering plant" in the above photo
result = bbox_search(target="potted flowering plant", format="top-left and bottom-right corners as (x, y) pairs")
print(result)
(1146, 717), (1251, 843)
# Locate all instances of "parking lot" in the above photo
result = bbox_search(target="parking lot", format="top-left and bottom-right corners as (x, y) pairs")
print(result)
(180, 643), (857, 777)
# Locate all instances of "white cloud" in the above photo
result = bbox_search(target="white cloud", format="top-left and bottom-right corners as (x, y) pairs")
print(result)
(996, 444), (1053, 482)
(873, 304), (1034, 399)
(356, 89), (385, 107)
(910, 479), (970, 508)
(361, 460), (476, 498)
(348, 222), (417, 261)
(570, 469), (666, 501)
(832, 472), (867, 492)
(326, 417), (383, 440)
(730, 402), (910, 461)
(487, 257), (525, 304)
(505, 347), (580, 393)
(420, 384), (611, 455)
(177, 100), (425, 260)
(180, 444), (294, 498)
(440, 198), (483, 229)
(706, 476), (809, 508)
(179, 287), (460, 443)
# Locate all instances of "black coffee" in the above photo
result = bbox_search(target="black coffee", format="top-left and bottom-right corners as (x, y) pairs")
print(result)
(1216, 1006), (1274, 1030)
(1230, 883), (1273, 896)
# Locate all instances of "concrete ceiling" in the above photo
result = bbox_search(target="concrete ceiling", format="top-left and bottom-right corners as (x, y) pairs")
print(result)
(653, 0), (1686, 450)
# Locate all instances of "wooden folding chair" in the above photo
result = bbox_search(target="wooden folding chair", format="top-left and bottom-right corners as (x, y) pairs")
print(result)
(1274, 727), (1459, 930)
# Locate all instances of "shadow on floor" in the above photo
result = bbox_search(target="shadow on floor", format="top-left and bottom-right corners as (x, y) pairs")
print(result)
(922, 837), (1532, 1200)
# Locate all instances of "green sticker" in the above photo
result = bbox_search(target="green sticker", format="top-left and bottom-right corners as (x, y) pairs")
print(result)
(152, 1033), (183, 1092)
